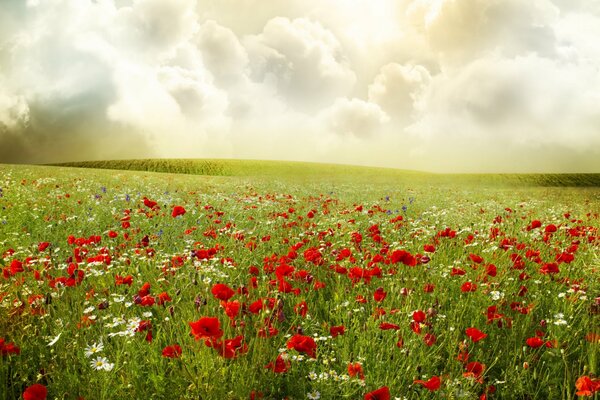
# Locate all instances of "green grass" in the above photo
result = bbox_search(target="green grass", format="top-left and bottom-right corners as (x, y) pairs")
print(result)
(0, 162), (599, 400)
(52, 158), (600, 187)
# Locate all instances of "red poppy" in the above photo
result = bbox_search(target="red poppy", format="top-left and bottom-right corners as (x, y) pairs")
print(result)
(469, 254), (483, 264)
(157, 292), (172, 306)
(211, 335), (248, 358)
(286, 334), (317, 358)
(172, 206), (186, 217)
(373, 287), (387, 302)
(364, 386), (390, 400)
(545, 224), (557, 233)
(0, 338), (20, 356)
(38, 242), (50, 252)
(23, 384), (47, 400)
(211, 283), (235, 301)
(143, 197), (158, 209)
(189, 317), (223, 341)
(294, 301), (309, 317)
(461, 282), (477, 292)
(540, 263), (560, 275)
(424, 333), (437, 346)
(526, 336), (544, 348)
(423, 244), (436, 253)
(162, 344), (182, 358)
(485, 264), (497, 277)
(575, 376), (600, 397)
(348, 362), (365, 380)
(248, 299), (263, 314)
(330, 325), (345, 338)
(414, 376), (441, 391)
(265, 354), (290, 373)
(466, 327), (487, 342)
(379, 322), (400, 330)
(464, 361), (486, 381)
(413, 310), (426, 323)
(390, 250), (417, 266)
(222, 300), (241, 319)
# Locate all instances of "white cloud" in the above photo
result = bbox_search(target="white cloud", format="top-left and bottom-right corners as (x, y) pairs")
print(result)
(0, 0), (599, 171)
(244, 17), (357, 112)
(321, 97), (388, 138)
(0, 85), (29, 131)
(368, 63), (431, 125)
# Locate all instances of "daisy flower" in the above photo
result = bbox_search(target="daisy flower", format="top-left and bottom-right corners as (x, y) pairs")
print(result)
(85, 341), (104, 357)
(90, 356), (114, 371)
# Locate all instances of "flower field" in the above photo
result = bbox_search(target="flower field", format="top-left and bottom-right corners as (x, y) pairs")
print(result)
(1, 163), (599, 399)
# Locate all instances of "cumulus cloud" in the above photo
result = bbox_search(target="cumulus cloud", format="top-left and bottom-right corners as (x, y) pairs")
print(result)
(244, 17), (357, 112)
(0, 0), (599, 171)
(321, 98), (388, 138)
(406, 0), (559, 61)
(368, 63), (431, 125)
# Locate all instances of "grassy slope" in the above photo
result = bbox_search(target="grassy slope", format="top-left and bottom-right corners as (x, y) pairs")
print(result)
(52, 159), (600, 187)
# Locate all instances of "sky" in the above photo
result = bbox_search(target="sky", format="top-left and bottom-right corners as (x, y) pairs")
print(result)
(1, 0), (600, 172)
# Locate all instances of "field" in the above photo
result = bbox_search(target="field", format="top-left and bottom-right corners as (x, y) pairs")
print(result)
(1, 161), (599, 400)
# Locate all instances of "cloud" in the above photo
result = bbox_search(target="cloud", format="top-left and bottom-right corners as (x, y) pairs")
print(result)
(0, 0), (599, 172)
(321, 97), (388, 138)
(368, 63), (431, 125)
(195, 20), (249, 88)
(244, 17), (357, 112)
(407, 0), (559, 61)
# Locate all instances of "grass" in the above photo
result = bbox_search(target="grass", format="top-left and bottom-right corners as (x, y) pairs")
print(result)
(0, 161), (599, 399)
(52, 158), (600, 187)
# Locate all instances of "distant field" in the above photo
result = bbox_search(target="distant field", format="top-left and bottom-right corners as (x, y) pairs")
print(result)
(53, 158), (600, 187)
(1, 162), (599, 399)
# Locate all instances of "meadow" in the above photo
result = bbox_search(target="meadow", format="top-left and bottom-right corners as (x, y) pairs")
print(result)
(1, 161), (599, 400)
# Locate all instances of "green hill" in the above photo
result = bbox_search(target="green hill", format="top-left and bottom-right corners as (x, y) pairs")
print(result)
(51, 158), (600, 187)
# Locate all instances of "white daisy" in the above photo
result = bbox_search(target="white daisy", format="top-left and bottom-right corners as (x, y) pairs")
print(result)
(85, 341), (104, 357)
(90, 356), (114, 371)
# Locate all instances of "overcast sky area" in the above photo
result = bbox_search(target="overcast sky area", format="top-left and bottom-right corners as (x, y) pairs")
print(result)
(1, 0), (600, 172)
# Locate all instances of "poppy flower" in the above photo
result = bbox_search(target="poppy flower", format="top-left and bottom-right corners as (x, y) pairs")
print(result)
(286, 334), (317, 358)
(540, 263), (560, 275)
(526, 336), (544, 348)
(464, 361), (486, 381)
(38, 242), (50, 252)
(469, 254), (483, 264)
(348, 362), (364, 380)
(545, 224), (557, 233)
(379, 322), (400, 330)
(23, 384), (47, 400)
(413, 310), (426, 323)
(466, 327), (487, 342)
(330, 325), (345, 338)
(265, 354), (290, 373)
(172, 206), (186, 217)
(0, 338), (21, 356)
(211, 283), (235, 301)
(461, 282), (477, 292)
(143, 197), (158, 209)
(211, 335), (248, 358)
(294, 301), (308, 317)
(189, 317), (223, 341)
(390, 250), (416, 266)
(575, 376), (600, 396)
(423, 244), (436, 253)
(364, 386), (390, 400)
(248, 299), (263, 314)
(222, 300), (241, 319)
(373, 287), (387, 302)
(162, 344), (182, 358)
(414, 376), (441, 391)
(423, 333), (436, 346)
